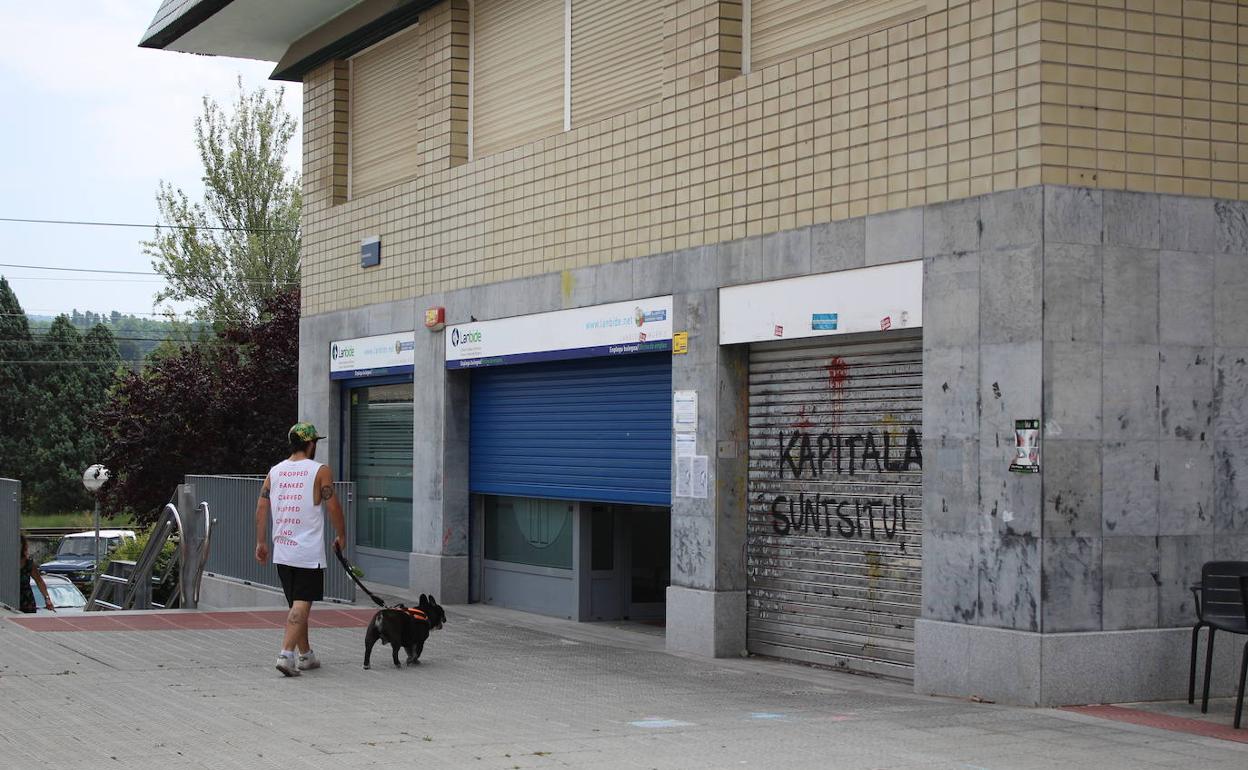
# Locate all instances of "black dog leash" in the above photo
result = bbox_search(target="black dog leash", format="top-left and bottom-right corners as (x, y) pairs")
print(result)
(333, 543), (386, 608)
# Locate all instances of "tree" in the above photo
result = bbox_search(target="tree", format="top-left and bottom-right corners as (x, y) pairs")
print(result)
(144, 81), (301, 325)
(94, 289), (299, 523)
(82, 324), (123, 406)
(0, 276), (33, 481)
(25, 318), (119, 513)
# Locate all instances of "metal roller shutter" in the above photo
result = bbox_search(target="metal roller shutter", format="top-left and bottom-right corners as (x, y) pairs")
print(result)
(470, 353), (672, 505)
(749, 0), (935, 73)
(351, 25), (422, 197)
(570, 0), (663, 128)
(471, 0), (565, 159)
(746, 332), (922, 679)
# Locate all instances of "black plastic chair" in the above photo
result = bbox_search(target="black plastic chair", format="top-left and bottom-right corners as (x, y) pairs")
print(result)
(1238, 575), (1248, 729)
(1187, 561), (1248, 727)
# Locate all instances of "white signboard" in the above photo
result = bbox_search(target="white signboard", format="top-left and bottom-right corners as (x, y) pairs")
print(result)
(329, 332), (416, 380)
(445, 296), (674, 369)
(674, 390), (698, 429)
(675, 433), (697, 457)
(718, 260), (923, 344)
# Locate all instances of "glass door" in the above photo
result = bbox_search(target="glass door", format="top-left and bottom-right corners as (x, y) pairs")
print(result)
(349, 382), (414, 553)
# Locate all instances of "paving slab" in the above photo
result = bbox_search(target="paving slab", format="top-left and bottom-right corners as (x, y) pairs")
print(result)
(1, 605), (1246, 769)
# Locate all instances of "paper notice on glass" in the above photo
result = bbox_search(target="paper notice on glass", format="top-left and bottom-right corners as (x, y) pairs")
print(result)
(675, 456), (693, 497)
(674, 390), (697, 429)
(691, 455), (708, 499)
(675, 432), (696, 457)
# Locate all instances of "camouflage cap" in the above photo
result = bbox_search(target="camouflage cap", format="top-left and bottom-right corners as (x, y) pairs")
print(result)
(289, 422), (326, 443)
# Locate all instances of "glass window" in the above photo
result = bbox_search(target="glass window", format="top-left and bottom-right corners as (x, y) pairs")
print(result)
(484, 496), (574, 570)
(350, 383), (414, 553)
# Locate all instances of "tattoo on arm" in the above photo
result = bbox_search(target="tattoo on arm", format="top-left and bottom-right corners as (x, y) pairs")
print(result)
(321, 485), (335, 501)
(259, 487), (271, 500)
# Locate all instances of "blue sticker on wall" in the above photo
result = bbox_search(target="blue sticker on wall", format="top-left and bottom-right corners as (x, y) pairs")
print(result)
(811, 313), (838, 330)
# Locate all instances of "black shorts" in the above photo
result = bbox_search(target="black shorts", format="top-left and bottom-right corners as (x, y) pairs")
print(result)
(276, 564), (324, 606)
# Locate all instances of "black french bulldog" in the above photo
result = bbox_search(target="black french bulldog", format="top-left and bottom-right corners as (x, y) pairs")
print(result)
(363, 594), (447, 670)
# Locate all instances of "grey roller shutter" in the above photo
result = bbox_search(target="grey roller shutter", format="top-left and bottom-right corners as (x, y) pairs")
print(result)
(350, 25), (423, 197)
(472, 0), (565, 159)
(570, 0), (663, 128)
(749, 0), (936, 72)
(747, 332), (923, 679)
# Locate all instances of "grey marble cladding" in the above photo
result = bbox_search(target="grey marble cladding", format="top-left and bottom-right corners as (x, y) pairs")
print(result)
(294, 187), (1247, 690)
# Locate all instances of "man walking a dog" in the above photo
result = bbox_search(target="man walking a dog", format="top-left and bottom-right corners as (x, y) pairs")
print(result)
(255, 422), (346, 677)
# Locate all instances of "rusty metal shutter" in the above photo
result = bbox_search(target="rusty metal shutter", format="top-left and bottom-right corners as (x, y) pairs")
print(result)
(749, 0), (935, 72)
(472, 0), (565, 159)
(350, 25), (423, 197)
(746, 332), (923, 679)
(570, 0), (662, 128)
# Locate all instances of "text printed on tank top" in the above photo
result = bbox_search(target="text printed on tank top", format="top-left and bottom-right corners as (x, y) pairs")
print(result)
(268, 459), (327, 567)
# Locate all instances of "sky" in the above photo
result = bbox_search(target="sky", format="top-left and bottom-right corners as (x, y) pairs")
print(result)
(0, 0), (302, 320)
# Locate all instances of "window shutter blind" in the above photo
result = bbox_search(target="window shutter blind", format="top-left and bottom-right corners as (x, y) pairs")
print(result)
(472, 0), (565, 159)
(570, 0), (663, 128)
(469, 354), (673, 506)
(351, 26), (423, 197)
(750, 0), (934, 72)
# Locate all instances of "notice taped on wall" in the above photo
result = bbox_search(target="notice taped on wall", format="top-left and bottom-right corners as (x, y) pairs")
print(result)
(675, 454), (708, 499)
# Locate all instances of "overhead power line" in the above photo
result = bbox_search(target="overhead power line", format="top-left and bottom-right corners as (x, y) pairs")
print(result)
(0, 360), (148, 365)
(0, 216), (296, 233)
(0, 310), (241, 322)
(3, 276), (167, 284)
(1, 336), (207, 344)
(0, 262), (299, 286)
(0, 262), (161, 276)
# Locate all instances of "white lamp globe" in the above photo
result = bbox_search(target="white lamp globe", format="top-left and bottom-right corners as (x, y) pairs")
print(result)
(82, 464), (110, 493)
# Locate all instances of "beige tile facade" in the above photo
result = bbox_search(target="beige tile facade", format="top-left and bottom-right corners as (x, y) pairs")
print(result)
(1040, 0), (1245, 197)
(300, 0), (1248, 316)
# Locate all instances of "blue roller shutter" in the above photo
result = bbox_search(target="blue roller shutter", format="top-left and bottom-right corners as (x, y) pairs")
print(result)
(470, 353), (672, 505)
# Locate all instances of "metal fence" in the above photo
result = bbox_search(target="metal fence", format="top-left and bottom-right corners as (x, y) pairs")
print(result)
(187, 475), (356, 603)
(0, 479), (20, 610)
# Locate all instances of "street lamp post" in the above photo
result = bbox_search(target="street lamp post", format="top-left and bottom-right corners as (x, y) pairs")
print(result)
(82, 464), (111, 575)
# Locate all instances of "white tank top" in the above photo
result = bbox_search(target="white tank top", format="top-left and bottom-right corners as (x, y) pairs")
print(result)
(269, 458), (326, 568)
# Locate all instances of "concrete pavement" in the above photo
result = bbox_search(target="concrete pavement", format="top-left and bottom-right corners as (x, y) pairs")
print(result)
(2, 603), (1246, 769)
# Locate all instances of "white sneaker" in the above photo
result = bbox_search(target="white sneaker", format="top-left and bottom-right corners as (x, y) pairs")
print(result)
(275, 653), (300, 677)
(297, 651), (320, 671)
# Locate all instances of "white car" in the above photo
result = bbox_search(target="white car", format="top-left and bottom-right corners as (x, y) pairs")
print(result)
(39, 529), (138, 589)
(29, 574), (87, 614)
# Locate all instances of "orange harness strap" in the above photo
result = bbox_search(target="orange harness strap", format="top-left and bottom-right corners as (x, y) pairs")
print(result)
(399, 607), (428, 622)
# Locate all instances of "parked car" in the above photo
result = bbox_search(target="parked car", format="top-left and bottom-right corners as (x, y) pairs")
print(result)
(29, 575), (87, 613)
(39, 529), (137, 589)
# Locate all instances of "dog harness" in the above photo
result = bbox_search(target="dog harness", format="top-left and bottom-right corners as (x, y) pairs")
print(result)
(398, 607), (428, 622)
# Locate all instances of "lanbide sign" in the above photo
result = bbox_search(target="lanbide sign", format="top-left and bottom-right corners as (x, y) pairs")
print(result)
(445, 296), (673, 369)
(329, 332), (416, 380)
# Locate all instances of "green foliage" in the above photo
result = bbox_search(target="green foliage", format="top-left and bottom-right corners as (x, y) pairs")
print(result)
(29, 311), (208, 371)
(95, 289), (299, 524)
(24, 317), (120, 513)
(0, 276), (33, 480)
(144, 81), (301, 325)
(21, 511), (134, 529)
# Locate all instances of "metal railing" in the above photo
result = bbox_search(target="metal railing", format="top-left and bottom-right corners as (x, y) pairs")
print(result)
(187, 475), (356, 603)
(0, 479), (19, 610)
(85, 498), (211, 612)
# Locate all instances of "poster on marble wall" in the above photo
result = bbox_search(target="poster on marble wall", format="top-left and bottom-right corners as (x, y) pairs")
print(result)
(1009, 419), (1041, 473)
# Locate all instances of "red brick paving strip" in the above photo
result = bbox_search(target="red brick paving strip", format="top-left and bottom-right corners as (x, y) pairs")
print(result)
(6, 608), (377, 632)
(1062, 704), (1248, 744)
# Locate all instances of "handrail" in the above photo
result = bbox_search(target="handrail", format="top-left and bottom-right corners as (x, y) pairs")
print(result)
(86, 502), (183, 612)
(192, 501), (215, 605)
